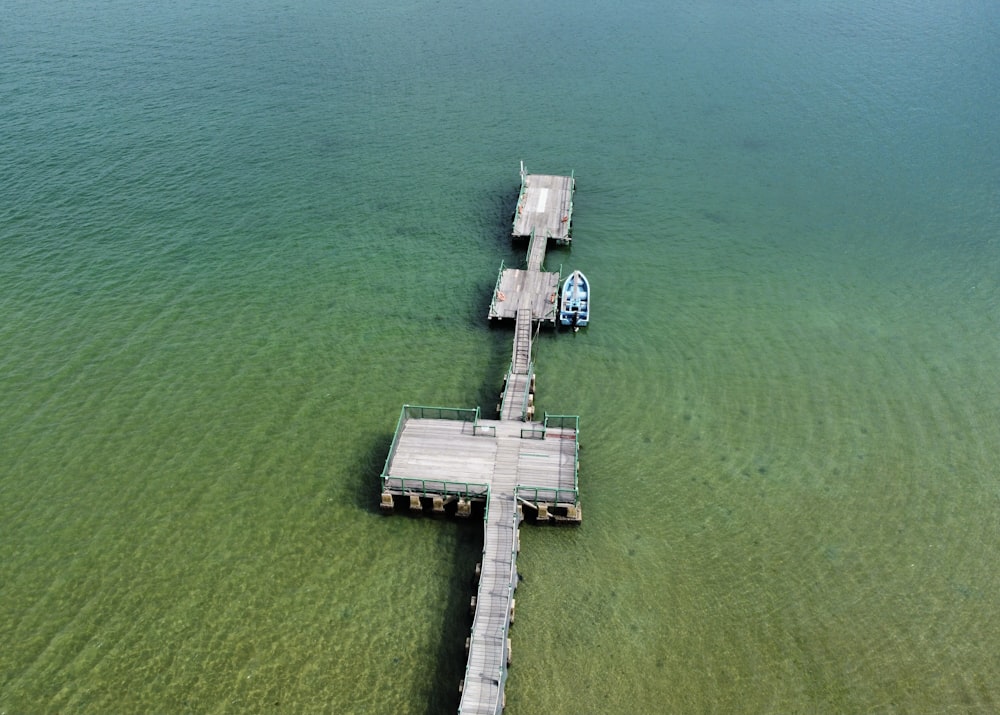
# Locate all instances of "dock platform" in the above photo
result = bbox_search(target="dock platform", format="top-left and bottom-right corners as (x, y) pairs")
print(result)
(487, 266), (560, 323)
(381, 409), (579, 511)
(511, 165), (575, 244)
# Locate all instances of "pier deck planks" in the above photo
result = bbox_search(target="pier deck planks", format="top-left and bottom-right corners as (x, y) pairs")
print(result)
(488, 269), (559, 322)
(383, 419), (576, 496)
(512, 173), (575, 242)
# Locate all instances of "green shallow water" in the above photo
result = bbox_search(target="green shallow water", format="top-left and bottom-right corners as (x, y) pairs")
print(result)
(2, 0), (999, 712)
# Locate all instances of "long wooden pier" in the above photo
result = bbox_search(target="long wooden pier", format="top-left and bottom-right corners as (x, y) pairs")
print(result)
(379, 164), (582, 714)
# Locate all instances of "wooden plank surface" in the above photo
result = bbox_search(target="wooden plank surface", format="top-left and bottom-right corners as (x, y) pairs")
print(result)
(460, 488), (517, 715)
(383, 418), (577, 500)
(488, 269), (560, 322)
(512, 174), (574, 241)
(526, 228), (548, 271)
(499, 373), (530, 422)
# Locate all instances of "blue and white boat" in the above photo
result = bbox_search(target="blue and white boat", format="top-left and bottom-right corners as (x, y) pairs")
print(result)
(559, 270), (589, 328)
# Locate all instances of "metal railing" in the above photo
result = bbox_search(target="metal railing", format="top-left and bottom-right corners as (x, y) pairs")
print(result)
(545, 412), (580, 493)
(381, 405), (482, 488)
(544, 413), (579, 431)
(489, 260), (506, 317)
(383, 476), (490, 500)
(473, 422), (496, 437)
(379, 405), (410, 482)
(520, 424), (545, 439)
(402, 404), (478, 421)
(526, 228), (540, 270)
(516, 485), (579, 505)
(512, 171), (528, 233)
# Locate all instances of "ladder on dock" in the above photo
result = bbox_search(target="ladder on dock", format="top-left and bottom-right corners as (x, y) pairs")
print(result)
(512, 309), (531, 374)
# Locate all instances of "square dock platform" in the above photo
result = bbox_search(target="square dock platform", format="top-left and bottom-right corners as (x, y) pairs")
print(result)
(380, 407), (580, 509)
(488, 268), (560, 323)
(512, 173), (575, 243)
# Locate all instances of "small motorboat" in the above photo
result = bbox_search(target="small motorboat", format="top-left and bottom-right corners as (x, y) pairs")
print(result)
(559, 270), (589, 329)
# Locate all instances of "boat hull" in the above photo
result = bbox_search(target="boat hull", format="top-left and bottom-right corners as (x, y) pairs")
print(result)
(559, 270), (589, 327)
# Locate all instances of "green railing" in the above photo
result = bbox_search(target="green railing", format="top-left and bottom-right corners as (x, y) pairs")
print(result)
(383, 475), (490, 500)
(381, 405), (481, 484)
(561, 170), (575, 243)
(379, 405), (410, 481)
(544, 413), (579, 431)
(473, 422), (495, 437)
(498, 364), (512, 417)
(489, 260), (505, 316)
(403, 404), (478, 421)
(512, 179), (527, 232)
(520, 424), (545, 439)
(544, 412), (580, 493)
(516, 485), (579, 505)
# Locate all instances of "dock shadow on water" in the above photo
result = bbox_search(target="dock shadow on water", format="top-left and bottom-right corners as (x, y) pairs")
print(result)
(376, 504), (485, 715)
(421, 517), (484, 715)
(352, 434), (395, 514)
(476, 325), (516, 417)
(359, 433), (486, 715)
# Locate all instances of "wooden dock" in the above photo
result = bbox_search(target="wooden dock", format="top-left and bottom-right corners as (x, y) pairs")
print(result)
(381, 411), (579, 512)
(487, 266), (560, 323)
(511, 163), (575, 244)
(379, 165), (582, 714)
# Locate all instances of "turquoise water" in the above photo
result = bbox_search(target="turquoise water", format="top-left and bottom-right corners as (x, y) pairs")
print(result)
(2, 0), (999, 712)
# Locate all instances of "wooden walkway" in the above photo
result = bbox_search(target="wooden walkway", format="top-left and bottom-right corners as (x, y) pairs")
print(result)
(525, 227), (548, 271)
(461, 430), (519, 715)
(379, 165), (582, 715)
